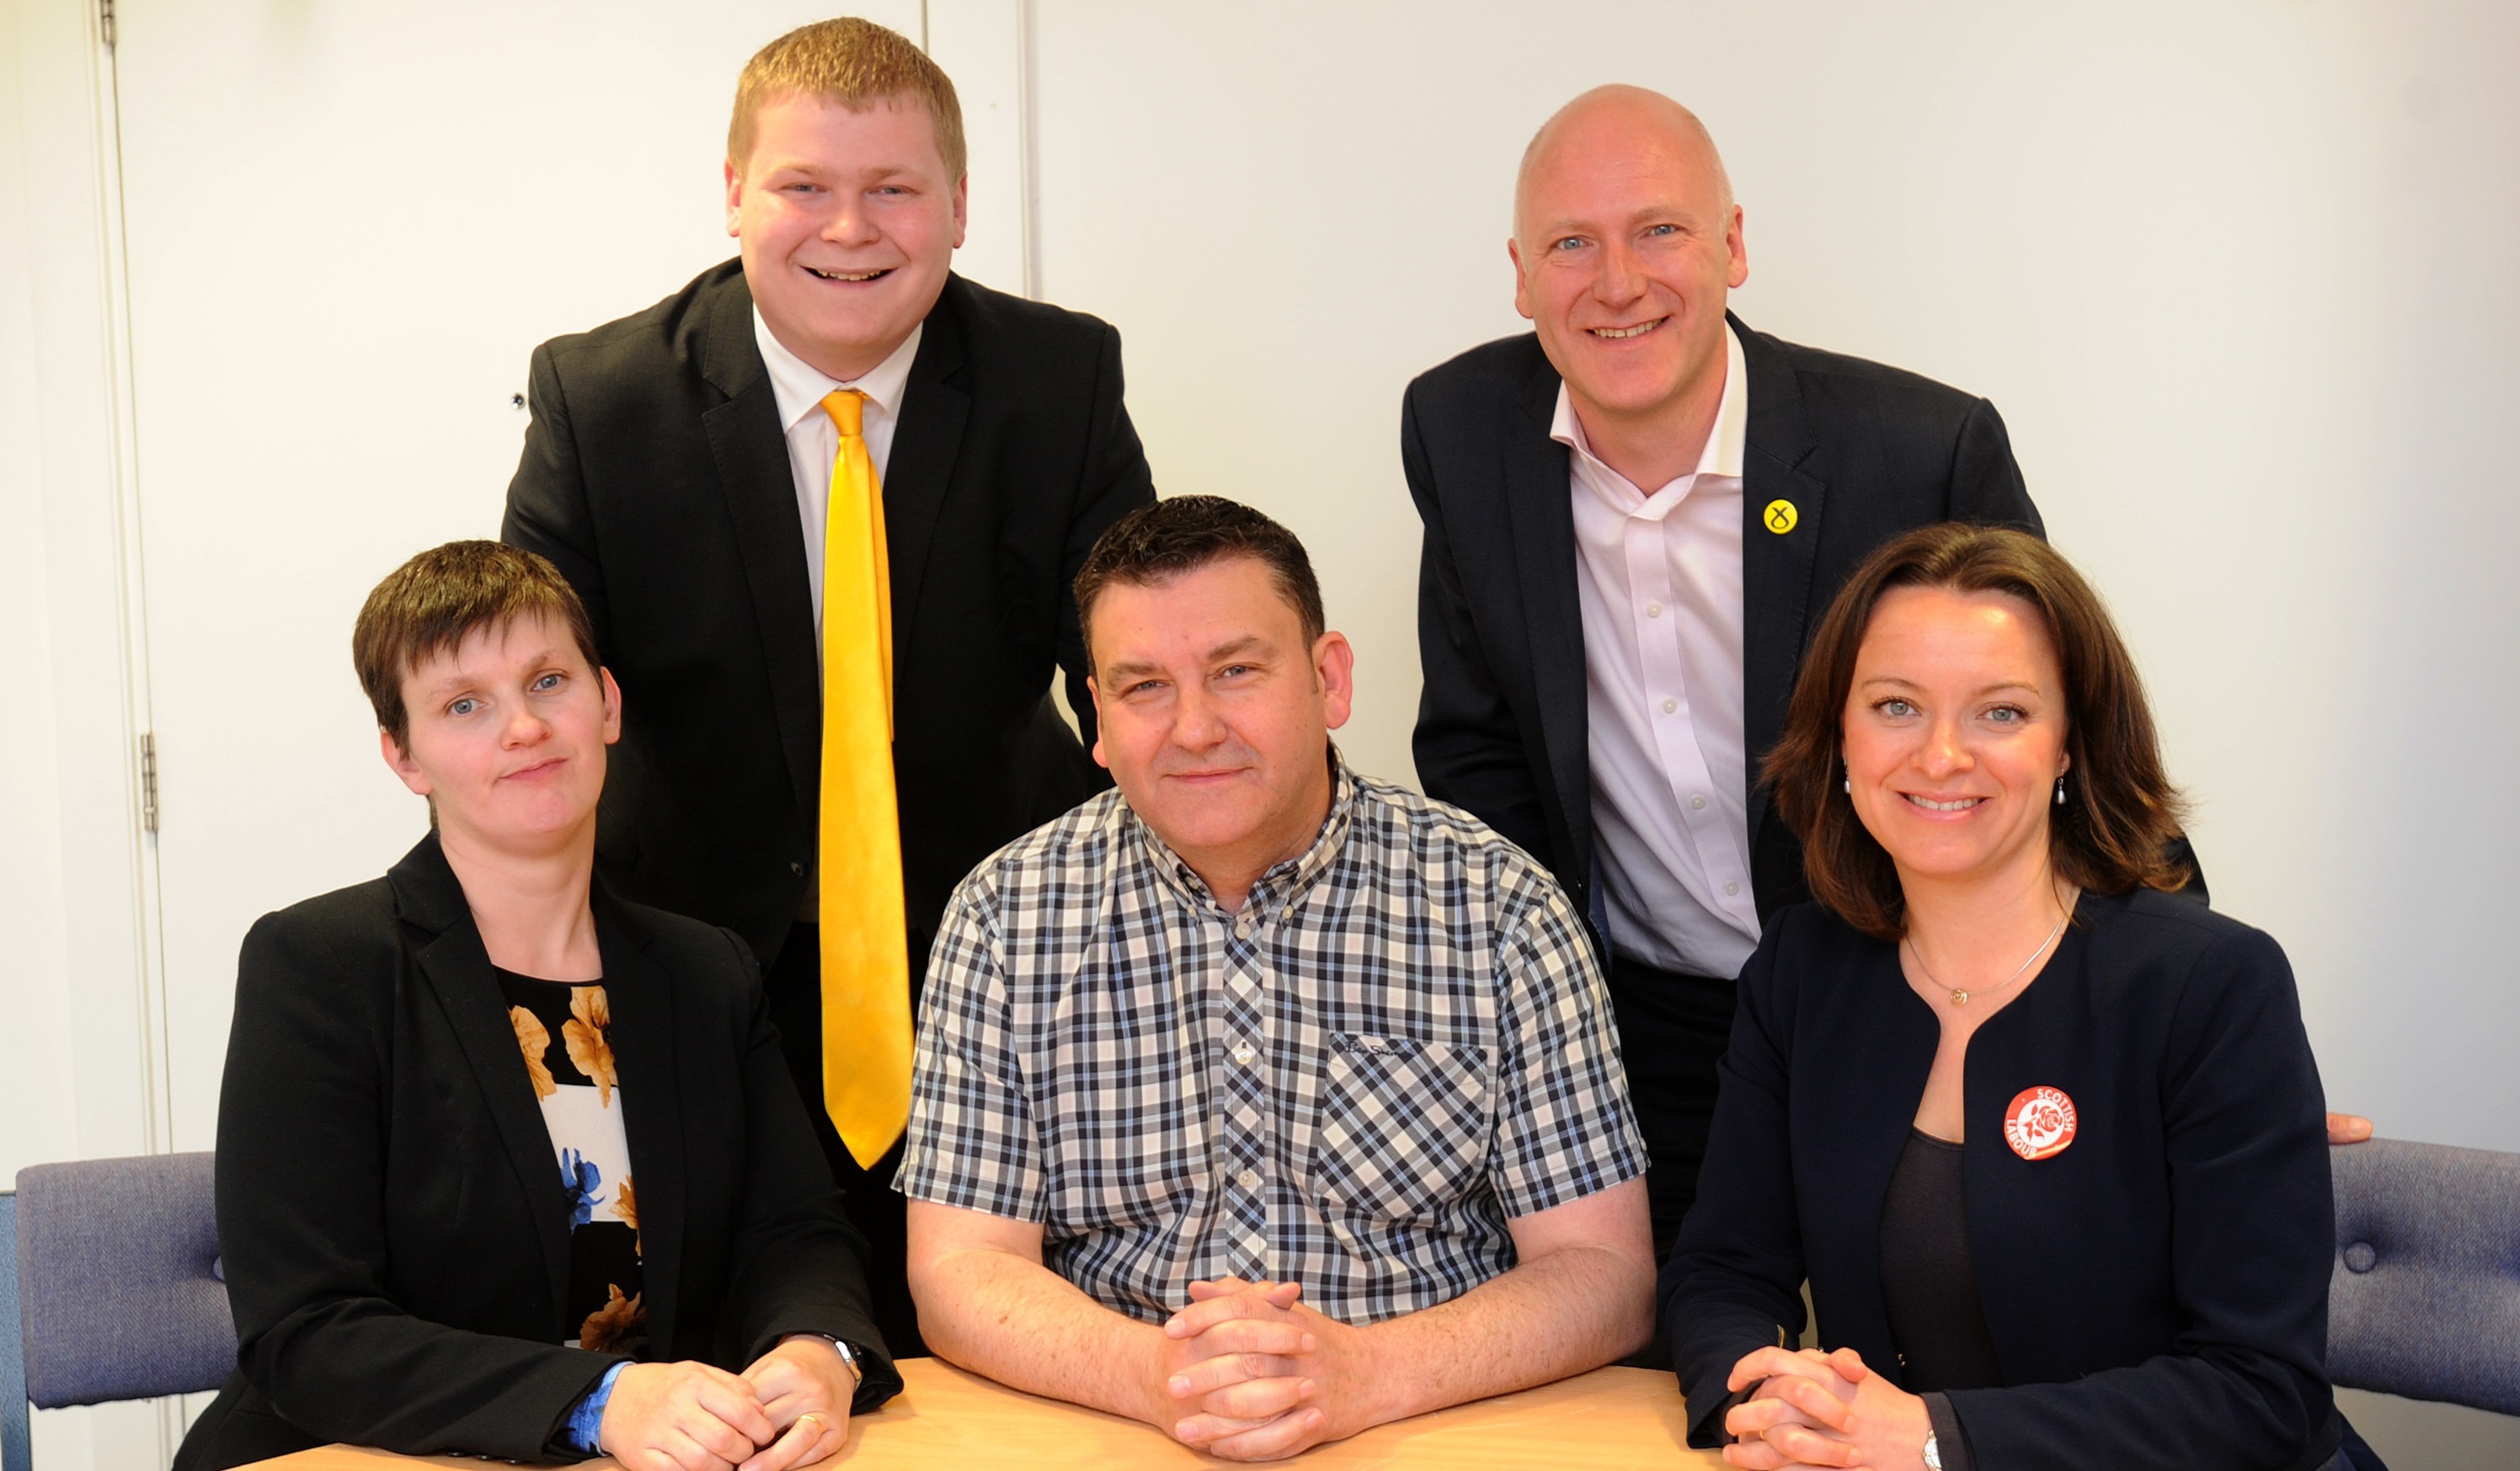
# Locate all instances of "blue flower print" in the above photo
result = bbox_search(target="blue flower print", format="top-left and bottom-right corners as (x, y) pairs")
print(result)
(560, 1149), (606, 1228)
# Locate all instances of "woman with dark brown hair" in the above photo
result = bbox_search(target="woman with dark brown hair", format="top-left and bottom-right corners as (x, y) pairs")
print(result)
(1660, 525), (2374, 1471)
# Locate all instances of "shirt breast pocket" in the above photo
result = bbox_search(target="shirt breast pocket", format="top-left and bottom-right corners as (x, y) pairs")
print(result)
(1309, 1034), (1494, 1222)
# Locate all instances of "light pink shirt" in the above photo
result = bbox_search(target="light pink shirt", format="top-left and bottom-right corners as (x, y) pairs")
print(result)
(1556, 322), (1761, 978)
(752, 308), (921, 637)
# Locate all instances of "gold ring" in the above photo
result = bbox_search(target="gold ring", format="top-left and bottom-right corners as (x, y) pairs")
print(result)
(796, 1413), (824, 1433)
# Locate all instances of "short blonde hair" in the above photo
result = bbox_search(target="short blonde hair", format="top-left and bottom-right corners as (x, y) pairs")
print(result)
(728, 17), (967, 180)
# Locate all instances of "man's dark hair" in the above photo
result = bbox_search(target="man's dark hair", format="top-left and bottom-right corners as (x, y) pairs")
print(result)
(353, 540), (600, 752)
(1073, 496), (1326, 669)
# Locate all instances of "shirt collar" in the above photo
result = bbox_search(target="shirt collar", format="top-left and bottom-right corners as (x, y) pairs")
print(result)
(1551, 319), (1748, 484)
(1132, 747), (1359, 920)
(752, 308), (924, 435)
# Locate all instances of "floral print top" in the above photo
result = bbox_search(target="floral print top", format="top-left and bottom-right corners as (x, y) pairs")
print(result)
(501, 970), (645, 1356)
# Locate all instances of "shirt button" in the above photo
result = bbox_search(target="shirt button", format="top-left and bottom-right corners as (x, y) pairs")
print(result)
(1662, 697), (1679, 714)
(1237, 1169), (1260, 1191)
(1690, 794), (1707, 811)
(1233, 916), (1255, 940)
(1725, 881), (1741, 896)
(1231, 1042), (1257, 1066)
(1646, 601), (1663, 618)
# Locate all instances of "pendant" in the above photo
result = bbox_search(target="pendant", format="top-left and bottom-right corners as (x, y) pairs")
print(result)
(1950, 989), (1970, 1006)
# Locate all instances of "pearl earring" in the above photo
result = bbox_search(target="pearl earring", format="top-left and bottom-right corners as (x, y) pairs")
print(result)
(1844, 772), (1852, 795)
(2055, 775), (2068, 806)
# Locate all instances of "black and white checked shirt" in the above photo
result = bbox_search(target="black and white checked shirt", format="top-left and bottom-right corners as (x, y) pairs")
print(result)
(894, 754), (1646, 1326)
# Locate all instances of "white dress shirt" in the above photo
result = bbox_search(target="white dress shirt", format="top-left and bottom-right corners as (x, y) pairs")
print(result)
(751, 308), (921, 636)
(1557, 322), (1762, 979)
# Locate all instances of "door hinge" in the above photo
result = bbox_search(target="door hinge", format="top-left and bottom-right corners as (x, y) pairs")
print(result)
(139, 731), (158, 834)
(99, 0), (115, 49)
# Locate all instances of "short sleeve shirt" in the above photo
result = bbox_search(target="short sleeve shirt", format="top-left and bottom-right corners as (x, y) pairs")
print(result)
(893, 754), (1647, 1325)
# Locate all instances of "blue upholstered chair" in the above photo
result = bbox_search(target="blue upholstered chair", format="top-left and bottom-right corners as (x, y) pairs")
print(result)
(2, 1153), (234, 1471)
(2330, 1138), (2520, 1415)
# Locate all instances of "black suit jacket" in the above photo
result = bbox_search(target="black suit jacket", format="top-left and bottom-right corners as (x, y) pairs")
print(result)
(505, 262), (1155, 968)
(174, 836), (900, 1471)
(1405, 317), (2041, 937)
(1661, 891), (2341, 1471)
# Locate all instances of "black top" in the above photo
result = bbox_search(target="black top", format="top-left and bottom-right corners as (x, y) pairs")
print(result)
(1661, 888), (2347, 1471)
(1879, 1128), (2003, 1393)
(496, 970), (646, 1356)
(505, 264), (1156, 972)
(174, 834), (899, 1471)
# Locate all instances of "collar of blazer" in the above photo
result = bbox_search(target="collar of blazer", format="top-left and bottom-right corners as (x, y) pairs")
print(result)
(1503, 311), (1831, 892)
(386, 832), (691, 1352)
(689, 264), (977, 829)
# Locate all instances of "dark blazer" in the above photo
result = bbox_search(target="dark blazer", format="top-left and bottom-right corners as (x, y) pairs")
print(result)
(505, 262), (1156, 969)
(1661, 890), (2342, 1471)
(1405, 318), (2042, 935)
(174, 835), (901, 1471)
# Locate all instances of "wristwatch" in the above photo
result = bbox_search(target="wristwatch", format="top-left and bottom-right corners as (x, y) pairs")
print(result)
(786, 1331), (866, 1389)
(1922, 1431), (1943, 1471)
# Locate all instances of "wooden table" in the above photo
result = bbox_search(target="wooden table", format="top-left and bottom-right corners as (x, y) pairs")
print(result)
(248, 1356), (1725, 1468)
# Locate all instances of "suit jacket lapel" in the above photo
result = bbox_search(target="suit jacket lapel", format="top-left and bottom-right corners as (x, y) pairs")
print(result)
(882, 277), (972, 670)
(1736, 315), (1828, 850)
(696, 273), (823, 828)
(1503, 351), (1593, 865)
(391, 838), (574, 1335)
(594, 894), (686, 1355)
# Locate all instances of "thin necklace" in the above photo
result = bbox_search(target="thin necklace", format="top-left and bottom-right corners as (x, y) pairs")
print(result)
(1905, 902), (2071, 1008)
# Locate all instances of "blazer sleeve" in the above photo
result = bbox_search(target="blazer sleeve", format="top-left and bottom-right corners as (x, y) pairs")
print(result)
(1943, 928), (2336, 1469)
(216, 912), (618, 1461)
(1401, 384), (1552, 863)
(1054, 319), (1158, 758)
(502, 341), (614, 658)
(1947, 397), (2043, 537)
(1658, 923), (1813, 1447)
(709, 929), (904, 1413)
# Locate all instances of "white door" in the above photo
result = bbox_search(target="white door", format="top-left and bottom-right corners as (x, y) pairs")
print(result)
(111, 0), (931, 1151)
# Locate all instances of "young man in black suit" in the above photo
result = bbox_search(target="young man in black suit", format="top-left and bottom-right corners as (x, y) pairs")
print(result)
(504, 19), (1156, 1356)
(1403, 86), (2042, 1259)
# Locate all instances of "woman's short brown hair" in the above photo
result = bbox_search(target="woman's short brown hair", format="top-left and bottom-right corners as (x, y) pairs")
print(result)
(352, 541), (600, 752)
(1765, 524), (2190, 940)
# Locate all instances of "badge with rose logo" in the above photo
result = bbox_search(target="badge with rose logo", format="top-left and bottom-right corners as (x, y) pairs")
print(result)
(2003, 1085), (2078, 1161)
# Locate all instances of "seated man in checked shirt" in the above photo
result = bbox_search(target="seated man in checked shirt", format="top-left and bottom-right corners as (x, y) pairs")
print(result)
(898, 495), (1654, 1461)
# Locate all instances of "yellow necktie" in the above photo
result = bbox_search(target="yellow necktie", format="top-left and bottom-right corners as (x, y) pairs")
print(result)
(816, 388), (910, 1169)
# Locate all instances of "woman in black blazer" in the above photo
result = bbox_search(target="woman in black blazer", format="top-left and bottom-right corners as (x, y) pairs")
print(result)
(1662, 525), (2372, 1471)
(177, 543), (898, 1471)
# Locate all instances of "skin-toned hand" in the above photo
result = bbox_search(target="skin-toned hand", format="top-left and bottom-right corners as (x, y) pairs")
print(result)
(1165, 1279), (1382, 1462)
(598, 1360), (777, 1471)
(2328, 1112), (2373, 1144)
(1156, 1278), (1321, 1454)
(1721, 1345), (1930, 1471)
(734, 1335), (857, 1471)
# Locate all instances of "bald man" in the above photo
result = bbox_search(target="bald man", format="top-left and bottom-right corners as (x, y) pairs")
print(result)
(1403, 87), (2043, 1258)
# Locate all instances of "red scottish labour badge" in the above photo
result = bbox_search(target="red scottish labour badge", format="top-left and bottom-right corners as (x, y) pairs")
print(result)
(2003, 1085), (2078, 1161)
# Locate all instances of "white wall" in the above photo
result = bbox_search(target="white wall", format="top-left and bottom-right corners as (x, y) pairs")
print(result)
(1024, 0), (2520, 1149)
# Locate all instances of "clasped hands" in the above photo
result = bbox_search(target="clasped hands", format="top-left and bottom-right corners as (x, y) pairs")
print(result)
(1720, 1346), (1932, 1471)
(1151, 1275), (1373, 1462)
(599, 1335), (855, 1471)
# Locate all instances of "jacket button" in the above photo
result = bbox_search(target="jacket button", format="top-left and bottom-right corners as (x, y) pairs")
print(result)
(790, 861), (805, 877)
(2344, 1241), (2379, 1273)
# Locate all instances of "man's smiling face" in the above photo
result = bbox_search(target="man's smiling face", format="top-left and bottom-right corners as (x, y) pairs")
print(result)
(726, 91), (967, 381)
(1509, 90), (1746, 434)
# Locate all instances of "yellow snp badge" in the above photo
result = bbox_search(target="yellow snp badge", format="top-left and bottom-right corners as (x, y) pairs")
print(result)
(1763, 498), (1799, 535)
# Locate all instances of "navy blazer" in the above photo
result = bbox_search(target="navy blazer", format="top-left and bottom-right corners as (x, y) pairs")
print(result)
(174, 834), (900, 1471)
(1404, 317), (2042, 934)
(1662, 889), (2341, 1471)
